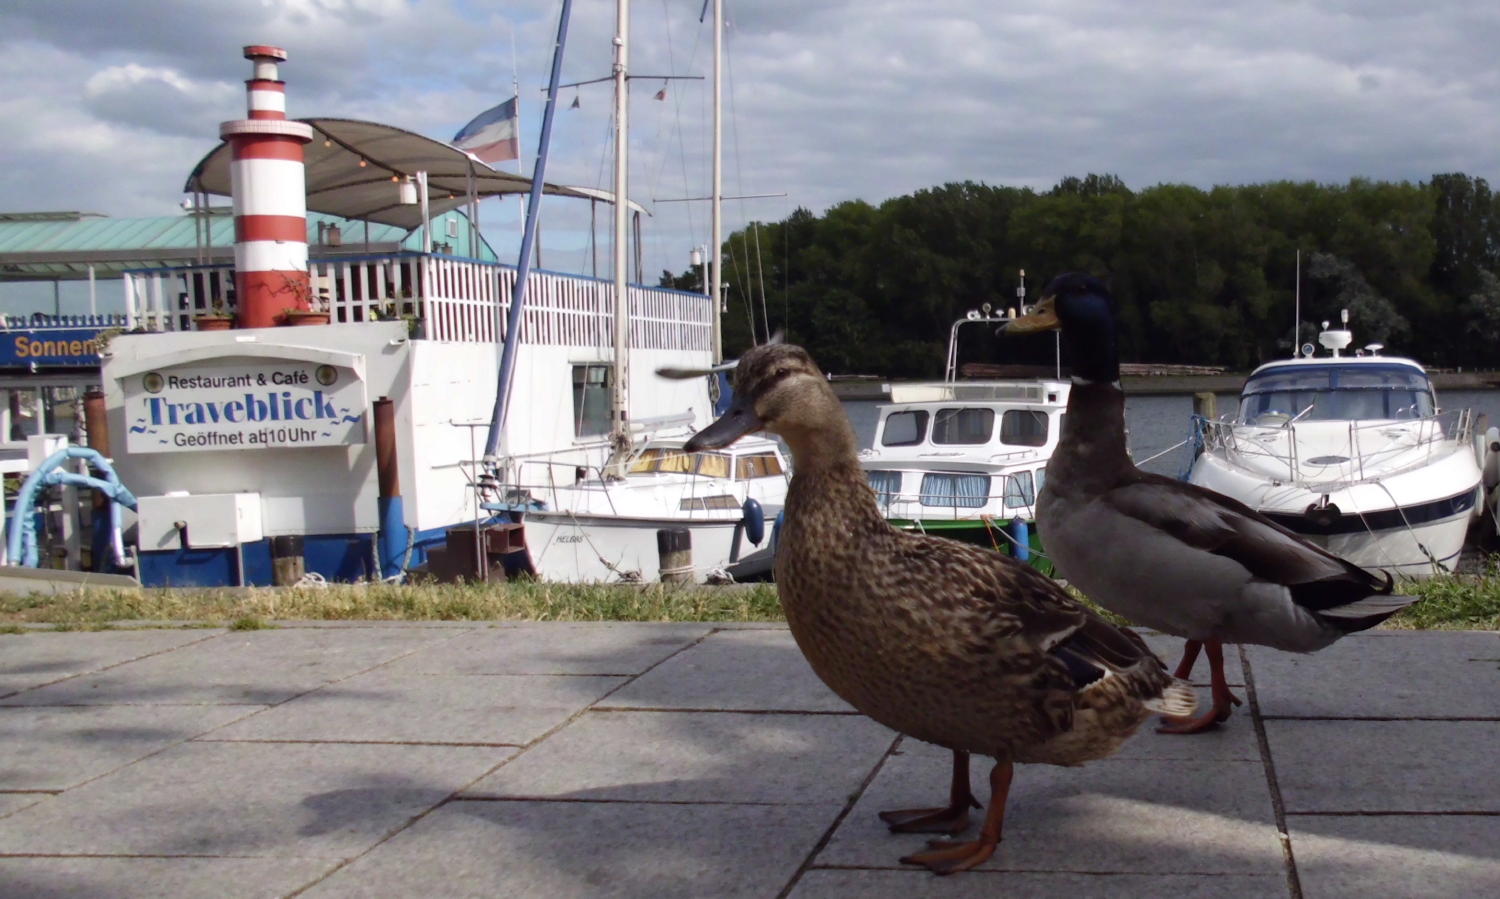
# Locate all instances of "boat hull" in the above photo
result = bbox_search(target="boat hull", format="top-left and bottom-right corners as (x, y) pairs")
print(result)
(885, 517), (1053, 574)
(521, 511), (773, 584)
(1190, 441), (1483, 579)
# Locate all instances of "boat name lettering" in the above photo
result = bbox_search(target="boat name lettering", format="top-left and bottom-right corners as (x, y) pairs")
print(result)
(556, 535), (584, 544)
(145, 391), (338, 426)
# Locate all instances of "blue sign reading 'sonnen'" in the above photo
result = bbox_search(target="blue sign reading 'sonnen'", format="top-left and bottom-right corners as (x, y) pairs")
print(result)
(0, 328), (108, 367)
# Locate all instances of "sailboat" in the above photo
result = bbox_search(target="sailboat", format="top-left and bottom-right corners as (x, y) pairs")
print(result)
(505, 0), (789, 582)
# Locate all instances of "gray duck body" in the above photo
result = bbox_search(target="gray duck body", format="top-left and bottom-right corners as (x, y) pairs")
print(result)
(1040, 382), (1413, 652)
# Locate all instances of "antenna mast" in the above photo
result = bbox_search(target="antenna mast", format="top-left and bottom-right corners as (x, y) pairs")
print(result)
(1293, 249), (1301, 358)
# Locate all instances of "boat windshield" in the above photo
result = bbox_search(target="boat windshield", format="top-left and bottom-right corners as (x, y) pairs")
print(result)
(1237, 364), (1435, 424)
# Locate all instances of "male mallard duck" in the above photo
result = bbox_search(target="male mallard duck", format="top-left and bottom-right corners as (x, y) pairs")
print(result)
(1009, 273), (1418, 734)
(665, 342), (1195, 874)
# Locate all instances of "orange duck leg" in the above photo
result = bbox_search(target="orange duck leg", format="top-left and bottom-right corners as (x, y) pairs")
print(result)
(899, 760), (1013, 875)
(879, 749), (980, 835)
(1157, 639), (1243, 734)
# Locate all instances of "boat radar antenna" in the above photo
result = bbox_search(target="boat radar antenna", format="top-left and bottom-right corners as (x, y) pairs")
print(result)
(1318, 309), (1354, 357)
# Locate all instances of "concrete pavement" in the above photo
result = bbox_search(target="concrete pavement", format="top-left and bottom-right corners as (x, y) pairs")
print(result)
(0, 623), (1496, 897)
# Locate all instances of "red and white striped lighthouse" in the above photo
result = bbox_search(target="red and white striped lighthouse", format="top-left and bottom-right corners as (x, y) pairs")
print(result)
(220, 45), (313, 328)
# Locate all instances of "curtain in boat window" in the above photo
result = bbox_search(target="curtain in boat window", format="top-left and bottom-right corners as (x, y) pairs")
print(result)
(695, 452), (731, 478)
(919, 473), (990, 508)
(932, 408), (994, 445)
(1000, 410), (1048, 446)
(1004, 470), (1035, 509)
(866, 470), (902, 506)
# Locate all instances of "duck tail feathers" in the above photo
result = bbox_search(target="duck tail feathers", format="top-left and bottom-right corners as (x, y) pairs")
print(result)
(1142, 678), (1198, 718)
(1315, 591), (1419, 632)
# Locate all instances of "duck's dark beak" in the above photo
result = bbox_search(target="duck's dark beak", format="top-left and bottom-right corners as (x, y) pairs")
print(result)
(1005, 295), (1060, 335)
(685, 399), (762, 452)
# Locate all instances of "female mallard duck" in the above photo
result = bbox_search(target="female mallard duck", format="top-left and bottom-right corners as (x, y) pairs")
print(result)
(667, 341), (1194, 875)
(1009, 273), (1418, 734)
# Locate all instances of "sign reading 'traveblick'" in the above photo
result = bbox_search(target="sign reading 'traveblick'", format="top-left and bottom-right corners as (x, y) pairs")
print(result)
(123, 359), (368, 453)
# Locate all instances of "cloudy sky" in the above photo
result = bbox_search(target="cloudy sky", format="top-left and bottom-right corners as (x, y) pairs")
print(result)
(5, 0), (1500, 311)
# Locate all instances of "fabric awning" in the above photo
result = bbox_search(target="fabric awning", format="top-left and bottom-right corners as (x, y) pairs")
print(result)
(184, 117), (645, 230)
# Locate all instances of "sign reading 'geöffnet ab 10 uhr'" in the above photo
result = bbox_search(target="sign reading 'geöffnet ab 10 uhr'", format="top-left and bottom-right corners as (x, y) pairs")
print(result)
(123, 359), (369, 453)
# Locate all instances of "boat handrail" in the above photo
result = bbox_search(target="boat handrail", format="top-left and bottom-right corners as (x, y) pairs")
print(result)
(1202, 408), (1469, 488)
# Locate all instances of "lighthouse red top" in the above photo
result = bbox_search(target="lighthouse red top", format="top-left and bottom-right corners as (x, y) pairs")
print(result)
(243, 45), (288, 61)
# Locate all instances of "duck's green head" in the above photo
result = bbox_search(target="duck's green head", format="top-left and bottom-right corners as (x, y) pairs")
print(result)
(678, 342), (829, 452)
(1008, 272), (1119, 384)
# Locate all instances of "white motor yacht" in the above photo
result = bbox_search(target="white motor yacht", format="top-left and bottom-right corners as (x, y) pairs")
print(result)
(857, 296), (1067, 569)
(1187, 317), (1489, 577)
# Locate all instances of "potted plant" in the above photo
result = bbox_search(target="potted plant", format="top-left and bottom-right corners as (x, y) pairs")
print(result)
(194, 303), (233, 331)
(284, 305), (331, 326)
(283, 285), (331, 326)
(273, 273), (332, 326)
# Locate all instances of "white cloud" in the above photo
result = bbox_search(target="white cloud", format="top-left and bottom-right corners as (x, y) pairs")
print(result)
(3, 0), (1500, 301)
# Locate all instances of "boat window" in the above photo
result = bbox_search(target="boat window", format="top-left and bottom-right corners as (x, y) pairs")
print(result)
(919, 473), (990, 508)
(932, 408), (995, 445)
(735, 453), (784, 479)
(881, 410), (928, 446)
(679, 494), (740, 511)
(1238, 364), (1436, 423)
(571, 364), (613, 437)
(1034, 468), (1046, 495)
(628, 448), (666, 473)
(866, 470), (902, 506)
(1005, 471), (1035, 509)
(1000, 410), (1049, 446)
(695, 452), (732, 478)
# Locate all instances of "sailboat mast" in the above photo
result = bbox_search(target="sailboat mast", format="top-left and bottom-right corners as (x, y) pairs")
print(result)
(610, 0), (632, 449)
(710, 0), (724, 361)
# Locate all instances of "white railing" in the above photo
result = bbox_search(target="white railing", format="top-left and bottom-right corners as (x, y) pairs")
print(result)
(1203, 408), (1471, 487)
(121, 252), (712, 351)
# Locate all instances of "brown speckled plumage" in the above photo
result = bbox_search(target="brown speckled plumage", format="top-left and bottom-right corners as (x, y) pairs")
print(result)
(677, 343), (1194, 875)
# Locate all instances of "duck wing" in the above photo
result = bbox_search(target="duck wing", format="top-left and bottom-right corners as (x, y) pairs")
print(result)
(1103, 472), (1413, 628)
(907, 535), (1191, 716)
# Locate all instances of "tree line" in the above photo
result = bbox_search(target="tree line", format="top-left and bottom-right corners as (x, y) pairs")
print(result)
(661, 173), (1500, 377)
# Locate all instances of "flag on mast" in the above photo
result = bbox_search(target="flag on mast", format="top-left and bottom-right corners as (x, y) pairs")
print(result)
(451, 97), (520, 164)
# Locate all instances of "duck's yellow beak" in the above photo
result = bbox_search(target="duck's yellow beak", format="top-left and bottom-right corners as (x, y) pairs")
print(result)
(1005, 296), (1060, 335)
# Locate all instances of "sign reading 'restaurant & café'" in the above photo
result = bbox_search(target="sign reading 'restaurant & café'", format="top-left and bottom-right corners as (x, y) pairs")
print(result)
(123, 359), (368, 453)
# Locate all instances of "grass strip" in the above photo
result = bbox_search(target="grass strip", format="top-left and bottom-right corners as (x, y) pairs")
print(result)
(0, 580), (784, 629)
(1, 565), (1497, 631)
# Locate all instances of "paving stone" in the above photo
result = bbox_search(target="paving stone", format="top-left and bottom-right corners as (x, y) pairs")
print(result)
(0, 630), (218, 697)
(1266, 720), (1500, 812)
(0, 741), (513, 857)
(303, 798), (834, 898)
(0, 857), (339, 898)
(378, 622), (713, 676)
(207, 671), (625, 745)
(1139, 632), (1246, 686)
(1289, 814), (1500, 898)
(0, 792), (46, 818)
(1246, 631), (1500, 718)
(1105, 710), (1262, 762)
(787, 869), (1289, 897)
(0, 704), (259, 790)
(817, 739), (1283, 874)
(0, 628), (455, 706)
(598, 628), (854, 712)
(269, 621), (481, 629)
(465, 709), (894, 805)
